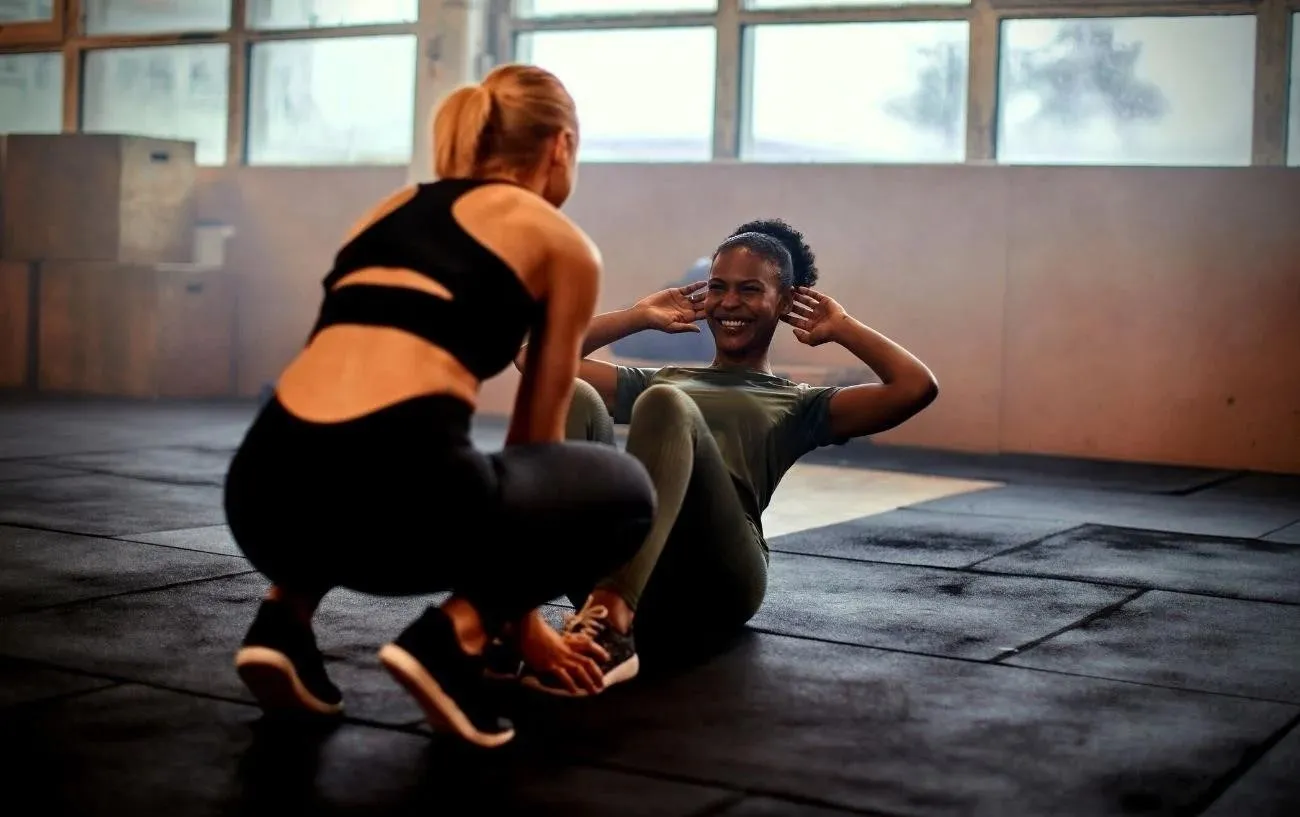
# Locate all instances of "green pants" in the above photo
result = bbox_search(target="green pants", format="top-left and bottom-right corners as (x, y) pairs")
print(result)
(566, 379), (769, 649)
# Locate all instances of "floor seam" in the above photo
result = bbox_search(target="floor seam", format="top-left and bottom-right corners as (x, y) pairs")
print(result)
(1255, 517), (1300, 540)
(960, 522), (1091, 568)
(743, 628), (1300, 706)
(1169, 470), (1250, 497)
(0, 679), (124, 714)
(576, 757), (903, 817)
(110, 533), (243, 559)
(0, 654), (427, 732)
(0, 464), (223, 489)
(684, 792), (747, 817)
(988, 588), (1149, 664)
(1183, 709), (1300, 816)
(3, 569), (259, 617)
(0, 443), (234, 464)
(767, 547), (1300, 607)
(0, 520), (242, 557)
(894, 505), (1285, 539)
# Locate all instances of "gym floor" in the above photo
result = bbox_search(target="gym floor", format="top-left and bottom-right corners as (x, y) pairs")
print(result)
(1, 398), (1297, 817)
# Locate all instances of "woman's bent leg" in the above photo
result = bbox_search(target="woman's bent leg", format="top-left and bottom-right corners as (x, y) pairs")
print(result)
(565, 378), (616, 445)
(527, 385), (766, 694)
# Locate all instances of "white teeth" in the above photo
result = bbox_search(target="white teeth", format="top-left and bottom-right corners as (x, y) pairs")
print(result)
(720, 319), (746, 328)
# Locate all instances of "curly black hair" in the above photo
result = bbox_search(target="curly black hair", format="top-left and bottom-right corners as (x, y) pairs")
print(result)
(715, 218), (819, 290)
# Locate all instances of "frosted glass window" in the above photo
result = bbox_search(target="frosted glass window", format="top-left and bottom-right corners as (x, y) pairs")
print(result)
(997, 16), (1256, 166)
(744, 22), (969, 162)
(84, 0), (231, 35)
(83, 45), (230, 166)
(747, 0), (967, 7)
(1288, 13), (1299, 166)
(0, 52), (62, 134)
(516, 28), (717, 162)
(247, 36), (417, 166)
(0, 0), (54, 22)
(247, 0), (416, 30)
(516, 0), (715, 17)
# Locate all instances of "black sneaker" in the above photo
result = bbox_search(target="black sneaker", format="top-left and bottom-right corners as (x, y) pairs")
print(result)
(235, 600), (343, 716)
(378, 607), (515, 749)
(520, 601), (639, 697)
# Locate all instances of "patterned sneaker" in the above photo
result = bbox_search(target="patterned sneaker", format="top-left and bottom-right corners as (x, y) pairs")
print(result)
(378, 608), (516, 749)
(520, 601), (639, 697)
(235, 600), (343, 716)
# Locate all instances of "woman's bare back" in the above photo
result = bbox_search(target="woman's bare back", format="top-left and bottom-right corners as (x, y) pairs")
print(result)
(276, 182), (593, 423)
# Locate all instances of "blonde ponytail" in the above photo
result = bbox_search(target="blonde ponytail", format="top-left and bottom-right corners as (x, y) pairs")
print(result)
(432, 84), (494, 179)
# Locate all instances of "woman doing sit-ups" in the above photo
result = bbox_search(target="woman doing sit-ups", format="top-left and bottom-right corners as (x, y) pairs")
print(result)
(512, 219), (938, 694)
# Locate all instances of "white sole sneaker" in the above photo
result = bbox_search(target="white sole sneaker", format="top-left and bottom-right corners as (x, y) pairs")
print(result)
(378, 643), (516, 749)
(235, 646), (343, 716)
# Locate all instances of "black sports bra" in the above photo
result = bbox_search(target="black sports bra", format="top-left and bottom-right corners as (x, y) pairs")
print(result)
(307, 178), (542, 381)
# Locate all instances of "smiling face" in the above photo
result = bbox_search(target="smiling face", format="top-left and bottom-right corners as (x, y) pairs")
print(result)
(705, 246), (793, 362)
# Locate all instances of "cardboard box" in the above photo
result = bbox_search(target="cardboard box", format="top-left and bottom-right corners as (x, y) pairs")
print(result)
(2, 133), (197, 264)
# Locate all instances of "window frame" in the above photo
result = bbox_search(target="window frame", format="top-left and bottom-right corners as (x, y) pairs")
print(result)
(0, 0), (1292, 167)
(0, 0), (423, 166)
(500, 0), (1292, 166)
(0, 0), (65, 46)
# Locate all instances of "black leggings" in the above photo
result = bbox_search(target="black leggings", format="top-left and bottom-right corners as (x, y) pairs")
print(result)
(223, 394), (655, 630)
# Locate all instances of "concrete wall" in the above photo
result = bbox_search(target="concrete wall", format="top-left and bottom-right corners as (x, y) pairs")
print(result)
(195, 163), (1300, 473)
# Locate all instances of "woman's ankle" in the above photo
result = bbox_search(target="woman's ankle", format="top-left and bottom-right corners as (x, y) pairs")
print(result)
(588, 588), (635, 634)
(265, 585), (323, 626)
(440, 596), (489, 656)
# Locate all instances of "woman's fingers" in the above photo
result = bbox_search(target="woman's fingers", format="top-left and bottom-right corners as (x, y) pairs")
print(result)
(781, 311), (808, 327)
(550, 664), (580, 696)
(568, 655), (605, 694)
(679, 280), (708, 296)
(566, 633), (610, 662)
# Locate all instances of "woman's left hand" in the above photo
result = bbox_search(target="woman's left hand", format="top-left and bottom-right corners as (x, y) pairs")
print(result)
(781, 287), (848, 346)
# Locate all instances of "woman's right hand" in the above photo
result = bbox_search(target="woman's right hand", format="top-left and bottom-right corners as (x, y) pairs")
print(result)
(517, 611), (608, 695)
(633, 280), (708, 333)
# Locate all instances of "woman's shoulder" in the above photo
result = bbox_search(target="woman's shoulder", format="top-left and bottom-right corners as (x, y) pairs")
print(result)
(491, 189), (601, 274)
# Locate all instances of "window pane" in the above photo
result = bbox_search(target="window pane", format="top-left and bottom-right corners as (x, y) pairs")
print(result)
(516, 28), (716, 162)
(248, 36), (417, 166)
(744, 22), (968, 162)
(515, 0), (715, 18)
(747, 0), (967, 8)
(997, 16), (1255, 166)
(247, 0), (416, 30)
(84, 0), (231, 35)
(0, 0), (53, 22)
(0, 53), (61, 134)
(1290, 13), (1299, 166)
(82, 45), (230, 166)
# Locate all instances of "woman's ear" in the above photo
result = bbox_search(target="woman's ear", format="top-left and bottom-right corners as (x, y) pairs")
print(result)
(554, 128), (578, 166)
(777, 289), (794, 315)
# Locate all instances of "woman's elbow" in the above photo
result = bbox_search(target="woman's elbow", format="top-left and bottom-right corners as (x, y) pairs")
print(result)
(901, 372), (939, 416)
(917, 374), (939, 409)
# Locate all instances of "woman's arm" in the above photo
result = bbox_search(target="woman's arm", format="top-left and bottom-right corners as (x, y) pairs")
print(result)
(515, 281), (705, 411)
(783, 287), (938, 440)
(505, 242), (601, 446)
(824, 316), (938, 440)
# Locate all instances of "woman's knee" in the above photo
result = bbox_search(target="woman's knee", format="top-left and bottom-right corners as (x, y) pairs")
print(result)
(629, 384), (699, 434)
(566, 379), (613, 443)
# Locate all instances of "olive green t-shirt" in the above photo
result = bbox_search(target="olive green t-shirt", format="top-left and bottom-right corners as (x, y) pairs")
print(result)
(613, 365), (848, 530)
